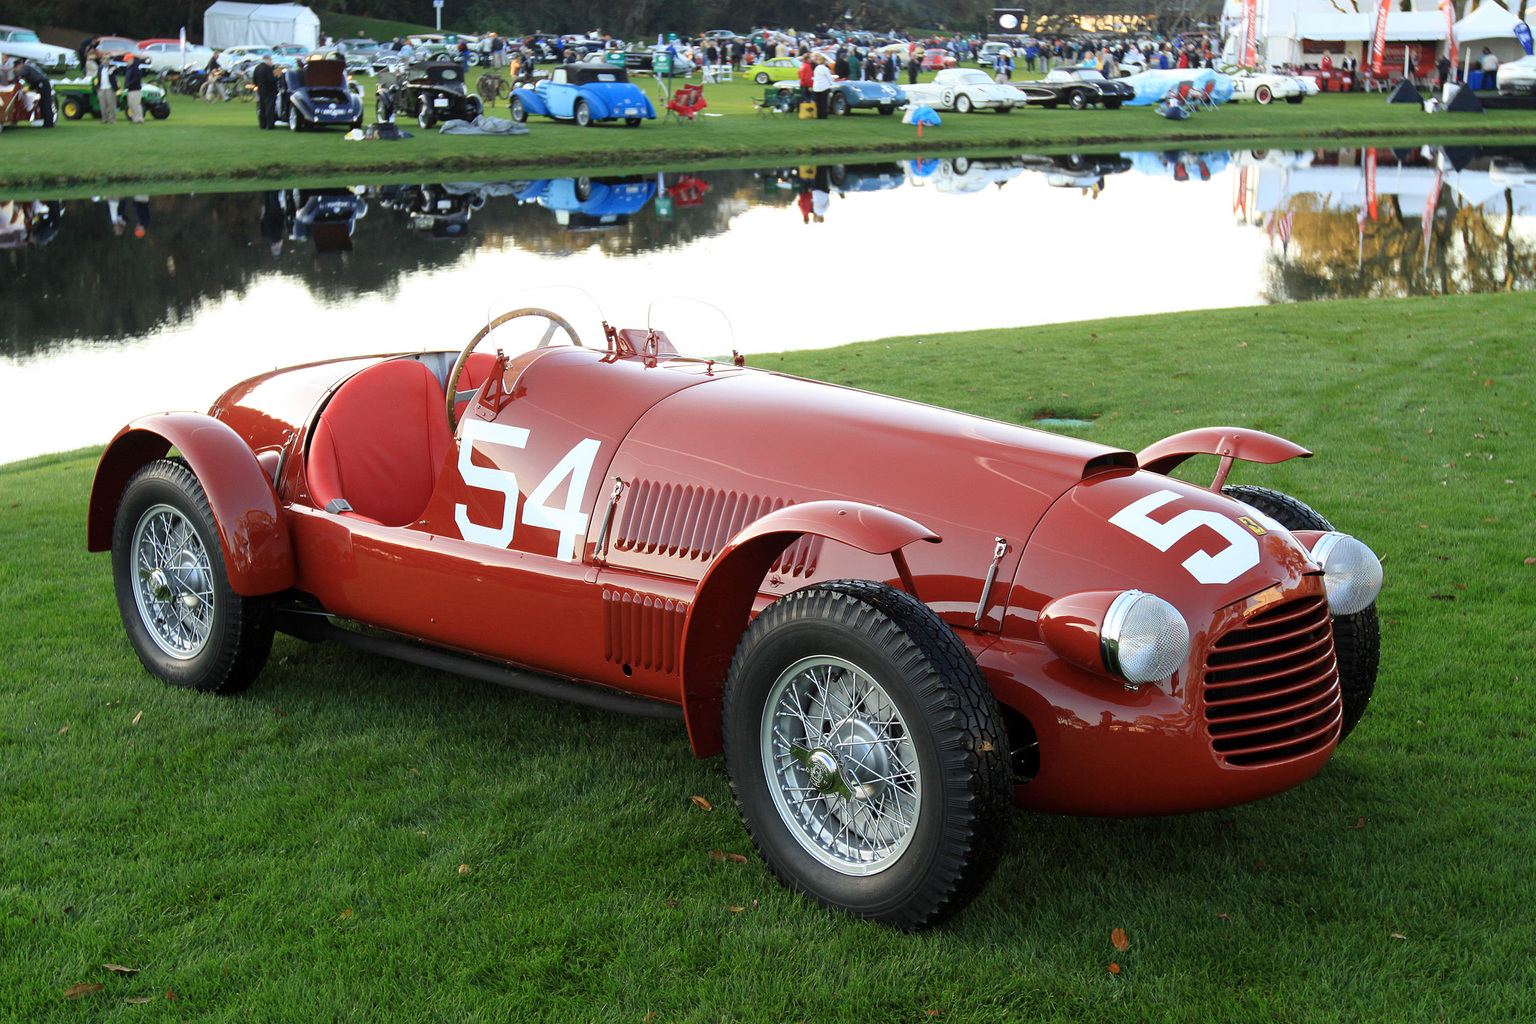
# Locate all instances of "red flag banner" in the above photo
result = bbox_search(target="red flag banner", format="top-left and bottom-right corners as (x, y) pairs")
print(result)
(1242, 0), (1260, 67)
(1371, 0), (1391, 78)
(1440, 0), (1458, 71)
(1365, 148), (1379, 222)
(1423, 168), (1443, 252)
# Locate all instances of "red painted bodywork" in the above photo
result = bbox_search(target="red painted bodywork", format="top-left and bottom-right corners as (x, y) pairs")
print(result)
(90, 334), (1352, 819)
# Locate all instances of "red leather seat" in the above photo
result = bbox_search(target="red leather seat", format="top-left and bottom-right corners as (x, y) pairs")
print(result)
(307, 359), (453, 527)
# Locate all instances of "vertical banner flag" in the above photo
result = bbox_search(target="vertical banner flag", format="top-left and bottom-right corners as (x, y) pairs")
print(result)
(1242, 0), (1260, 67)
(1365, 148), (1379, 222)
(1423, 168), (1443, 254)
(1440, 0), (1458, 69)
(1371, 0), (1392, 78)
(1515, 21), (1534, 56)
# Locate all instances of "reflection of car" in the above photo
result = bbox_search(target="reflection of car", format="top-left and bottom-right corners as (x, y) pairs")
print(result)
(0, 25), (78, 72)
(278, 59), (365, 132)
(284, 187), (368, 252)
(90, 298), (1383, 930)
(1019, 152), (1134, 188)
(1014, 65), (1135, 109)
(901, 68), (1019, 113)
(53, 77), (171, 120)
(517, 175), (657, 228)
(745, 56), (802, 85)
(1496, 54), (1536, 94)
(825, 78), (906, 115)
(828, 162), (905, 192)
(1226, 69), (1307, 105)
(376, 181), (497, 238)
(378, 61), (482, 127)
(510, 63), (655, 127)
(136, 40), (216, 74)
(907, 155), (1025, 193)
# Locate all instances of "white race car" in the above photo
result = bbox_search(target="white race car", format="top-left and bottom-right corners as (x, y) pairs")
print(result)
(1496, 54), (1536, 94)
(1226, 68), (1309, 104)
(900, 68), (1019, 113)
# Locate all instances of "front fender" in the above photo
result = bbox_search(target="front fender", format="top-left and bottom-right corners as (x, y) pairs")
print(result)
(511, 87), (549, 116)
(678, 500), (940, 757)
(87, 413), (296, 596)
(1137, 426), (1311, 479)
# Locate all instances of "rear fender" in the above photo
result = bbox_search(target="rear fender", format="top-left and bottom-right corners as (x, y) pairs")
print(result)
(513, 87), (548, 115)
(678, 501), (940, 757)
(1137, 426), (1311, 490)
(87, 412), (296, 596)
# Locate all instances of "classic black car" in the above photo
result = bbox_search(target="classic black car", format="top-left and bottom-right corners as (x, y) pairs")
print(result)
(278, 58), (365, 132)
(1013, 65), (1135, 110)
(376, 60), (482, 128)
(1018, 152), (1135, 188)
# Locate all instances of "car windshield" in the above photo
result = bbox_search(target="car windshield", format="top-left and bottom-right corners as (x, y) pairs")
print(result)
(1072, 69), (1106, 81)
(11, 30), (41, 43)
(571, 66), (626, 85)
(954, 71), (990, 85)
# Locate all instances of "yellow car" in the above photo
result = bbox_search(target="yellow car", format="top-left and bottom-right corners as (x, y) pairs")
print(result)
(745, 55), (803, 85)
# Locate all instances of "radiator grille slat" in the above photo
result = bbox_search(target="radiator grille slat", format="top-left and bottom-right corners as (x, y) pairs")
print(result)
(1201, 596), (1341, 767)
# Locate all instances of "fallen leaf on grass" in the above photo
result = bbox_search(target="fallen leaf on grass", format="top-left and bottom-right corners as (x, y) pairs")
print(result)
(339, 908), (353, 919)
(1107, 963), (1121, 975)
(1391, 933), (1408, 940)
(57, 726), (68, 735)
(123, 996), (154, 1004)
(1216, 914), (1231, 922)
(726, 905), (745, 912)
(458, 864), (470, 874)
(1429, 594), (1456, 601)
(690, 796), (713, 811)
(64, 983), (104, 1000)
(708, 850), (747, 864)
(165, 989), (177, 1001)
(131, 711), (142, 726)
(102, 964), (139, 975)
(1111, 928), (1130, 951)
(663, 899), (681, 908)
(1349, 817), (1367, 829)
(1525, 558), (1535, 566)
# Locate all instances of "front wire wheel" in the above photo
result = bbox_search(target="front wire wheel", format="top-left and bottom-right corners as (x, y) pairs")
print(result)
(111, 459), (273, 694)
(722, 580), (1012, 930)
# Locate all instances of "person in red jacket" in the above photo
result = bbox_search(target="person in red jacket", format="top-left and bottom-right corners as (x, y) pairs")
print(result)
(798, 53), (814, 103)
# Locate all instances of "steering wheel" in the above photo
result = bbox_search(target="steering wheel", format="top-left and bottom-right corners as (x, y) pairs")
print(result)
(446, 307), (583, 430)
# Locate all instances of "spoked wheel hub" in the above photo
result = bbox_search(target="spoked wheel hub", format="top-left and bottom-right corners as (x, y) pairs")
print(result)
(131, 503), (213, 659)
(763, 655), (920, 876)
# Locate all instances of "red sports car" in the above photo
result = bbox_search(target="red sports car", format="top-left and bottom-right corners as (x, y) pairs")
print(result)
(88, 304), (1383, 929)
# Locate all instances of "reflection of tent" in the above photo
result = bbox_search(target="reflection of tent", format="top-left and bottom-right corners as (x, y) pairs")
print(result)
(203, 2), (320, 49)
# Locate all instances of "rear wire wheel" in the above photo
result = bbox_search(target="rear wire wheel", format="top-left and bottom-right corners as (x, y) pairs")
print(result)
(722, 580), (1012, 929)
(1221, 484), (1379, 740)
(111, 459), (273, 694)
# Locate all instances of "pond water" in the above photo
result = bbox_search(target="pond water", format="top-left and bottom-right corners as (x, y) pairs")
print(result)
(3, 143), (1534, 465)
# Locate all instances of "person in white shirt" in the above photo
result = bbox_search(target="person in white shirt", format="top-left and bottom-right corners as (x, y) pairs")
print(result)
(811, 53), (833, 118)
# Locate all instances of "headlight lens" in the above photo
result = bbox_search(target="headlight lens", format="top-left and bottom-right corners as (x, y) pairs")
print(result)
(1310, 533), (1383, 615)
(1101, 590), (1190, 685)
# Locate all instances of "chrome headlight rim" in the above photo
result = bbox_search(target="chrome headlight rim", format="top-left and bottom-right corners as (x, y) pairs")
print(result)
(1310, 532), (1383, 616)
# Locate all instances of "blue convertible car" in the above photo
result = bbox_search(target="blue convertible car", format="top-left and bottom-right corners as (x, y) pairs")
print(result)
(509, 63), (655, 127)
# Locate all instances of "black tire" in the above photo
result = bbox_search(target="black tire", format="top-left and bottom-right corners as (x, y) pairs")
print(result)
(829, 92), (849, 116)
(1285, 93), (1304, 104)
(509, 95), (526, 122)
(624, 116), (642, 126)
(151, 103), (170, 120)
(1220, 485), (1379, 742)
(60, 96), (84, 120)
(417, 95), (433, 128)
(756, 71), (771, 85)
(1254, 84), (1273, 105)
(721, 580), (1012, 930)
(573, 176), (592, 202)
(952, 156), (971, 175)
(465, 94), (483, 120)
(375, 90), (391, 122)
(877, 103), (894, 115)
(995, 103), (1012, 113)
(955, 93), (973, 114)
(1103, 99), (1122, 110)
(574, 98), (592, 126)
(1068, 90), (1088, 110)
(111, 459), (273, 695)
(288, 108), (302, 131)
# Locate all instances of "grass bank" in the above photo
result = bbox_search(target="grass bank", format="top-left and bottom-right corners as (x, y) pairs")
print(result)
(3, 292), (1533, 1021)
(4, 71), (1536, 193)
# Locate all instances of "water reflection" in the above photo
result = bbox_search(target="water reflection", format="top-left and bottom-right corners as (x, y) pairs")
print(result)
(3, 145), (1534, 463)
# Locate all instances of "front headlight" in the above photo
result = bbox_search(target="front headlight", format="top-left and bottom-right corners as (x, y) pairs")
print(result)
(1102, 590), (1191, 685)
(1038, 589), (1191, 689)
(1309, 533), (1382, 615)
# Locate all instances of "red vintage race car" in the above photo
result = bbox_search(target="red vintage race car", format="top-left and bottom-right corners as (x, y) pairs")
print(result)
(87, 301), (1383, 929)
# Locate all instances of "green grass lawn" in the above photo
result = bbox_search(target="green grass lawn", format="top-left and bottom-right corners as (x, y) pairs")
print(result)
(5, 71), (1536, 194)
(3, 292), (1533, 1021)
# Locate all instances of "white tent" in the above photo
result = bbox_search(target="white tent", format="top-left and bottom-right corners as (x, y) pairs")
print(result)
(203, 2), (320, 49)
(1454, 2), (1525, 68)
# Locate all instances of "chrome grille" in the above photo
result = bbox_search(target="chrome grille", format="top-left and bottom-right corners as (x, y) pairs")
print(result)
(1202, 596), (1341, 767)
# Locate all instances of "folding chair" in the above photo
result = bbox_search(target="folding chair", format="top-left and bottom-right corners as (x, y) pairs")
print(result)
(664, 83), (707, 122)
(754, 86), (782, 116)
(1190, 79), (1219, 112)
